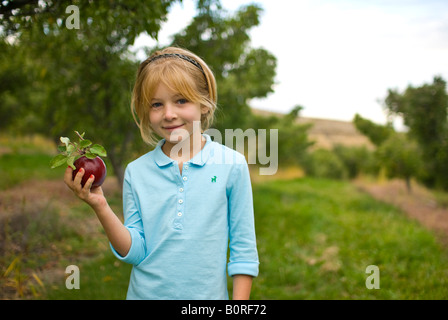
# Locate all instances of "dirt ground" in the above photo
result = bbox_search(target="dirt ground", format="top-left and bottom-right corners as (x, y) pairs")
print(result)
(0, 178), (120, 218)
(354, 178), (448, 246)
(0, 178), (121, 299)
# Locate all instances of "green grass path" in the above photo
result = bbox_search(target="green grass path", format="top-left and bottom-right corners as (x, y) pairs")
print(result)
(250, 178), (448, 299)
(41, 177), (448, 299)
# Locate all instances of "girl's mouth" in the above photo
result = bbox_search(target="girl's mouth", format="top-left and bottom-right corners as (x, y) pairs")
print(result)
(163, 124), (184, 132)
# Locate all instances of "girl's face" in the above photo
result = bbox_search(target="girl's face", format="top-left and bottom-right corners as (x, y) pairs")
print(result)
(149, 82), (207, 148)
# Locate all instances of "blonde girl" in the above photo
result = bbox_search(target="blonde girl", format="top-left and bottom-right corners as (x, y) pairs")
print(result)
(64, 47), (259, 300)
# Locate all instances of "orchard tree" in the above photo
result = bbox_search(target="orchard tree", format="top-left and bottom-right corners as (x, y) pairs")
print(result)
(353, 113), (394, 147)
(170, 2), (277, 131)
(274, 105), (313, 167)
(376, 133), (423, 193)
(0, 0), (180, 186)
(1, 0), (279, 185)
(0, 37), (30, 131)
(353, 113), (423, 190)
(384, 76), (448, 190)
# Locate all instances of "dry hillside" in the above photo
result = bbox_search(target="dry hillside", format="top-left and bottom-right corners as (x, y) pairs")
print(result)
(251, 108), (373, 150)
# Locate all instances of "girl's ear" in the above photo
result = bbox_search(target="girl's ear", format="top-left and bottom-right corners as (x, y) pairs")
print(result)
(201, 105), (209, 115)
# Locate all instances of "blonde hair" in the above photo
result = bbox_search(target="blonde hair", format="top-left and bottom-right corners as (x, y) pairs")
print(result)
(131, 47), (218, 146)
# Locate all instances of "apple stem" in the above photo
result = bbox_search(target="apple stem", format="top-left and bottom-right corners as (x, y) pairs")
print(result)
(75, 131), (84, 140)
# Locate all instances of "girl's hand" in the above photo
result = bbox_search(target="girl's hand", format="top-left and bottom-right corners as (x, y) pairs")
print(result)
(64, 166), (108, 210)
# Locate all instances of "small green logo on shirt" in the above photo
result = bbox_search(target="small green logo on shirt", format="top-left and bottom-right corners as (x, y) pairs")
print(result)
(211, 176), (217, 183)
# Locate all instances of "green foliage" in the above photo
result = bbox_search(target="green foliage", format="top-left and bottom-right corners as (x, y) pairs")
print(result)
(0, 0), (175, 41)
(384, 76), (448, 190)
(302, 148), (348, 180)
(1, 0), (278, 186)
(301, 144), (379, 181)
(0, 38), (29, 130)
(333, 145), (378, 179)
(376, 133), (423, 192)
(249, 106), (313, 168)
(170, 2), (277, 131)
(353, 113), (394, 146)
(385, 76), (448, 145)
(352, 113), (425, 189)
(0, 0), (180, 186)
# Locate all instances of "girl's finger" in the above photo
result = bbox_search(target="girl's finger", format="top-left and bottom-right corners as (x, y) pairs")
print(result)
(83, 174), (95, 191)
(73, 168), (85, 187)
(64, 166), (74, 187)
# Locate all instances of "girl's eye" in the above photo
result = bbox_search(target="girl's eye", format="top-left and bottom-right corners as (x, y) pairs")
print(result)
(151, 102), (162, 108)
(177, 99), (188, 105)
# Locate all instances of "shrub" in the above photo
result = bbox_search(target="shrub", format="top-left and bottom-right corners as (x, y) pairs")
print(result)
(333, 145), (379, 178)
(302, 148), (347, 180)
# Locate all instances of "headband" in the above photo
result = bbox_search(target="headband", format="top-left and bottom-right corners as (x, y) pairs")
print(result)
(147, 53), (206, 78)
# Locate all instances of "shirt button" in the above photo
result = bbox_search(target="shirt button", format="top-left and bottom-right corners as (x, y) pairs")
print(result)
(183, 176), (188, 181)
(177, 212), (182, 217)
(178, 199), (184, 204)
(184, 165), (189, 170)
(179, 188), (184, 193)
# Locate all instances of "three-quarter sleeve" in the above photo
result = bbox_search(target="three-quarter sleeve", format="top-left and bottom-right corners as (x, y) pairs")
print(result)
(226, 157), (259, 277)
(110, 167), (146, 266)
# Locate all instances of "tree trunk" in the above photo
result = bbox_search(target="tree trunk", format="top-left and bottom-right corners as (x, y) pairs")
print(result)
(405, 176), (412, 194)
(105, 130), (135, 191)
(108, 149), (125, 190)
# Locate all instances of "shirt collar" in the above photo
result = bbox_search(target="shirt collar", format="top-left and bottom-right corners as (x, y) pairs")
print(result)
(153, 139), (174, 167)
(153, 134), (212, 167)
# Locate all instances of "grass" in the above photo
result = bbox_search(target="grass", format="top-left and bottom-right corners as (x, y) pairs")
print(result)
(0, 134), (60, 189)
(0, 153), (62, 190)
(19, 177), (448, 300)
(1, 135), (448, 299)
(250, 178), (448, 299)
(45, 250), (131, 300)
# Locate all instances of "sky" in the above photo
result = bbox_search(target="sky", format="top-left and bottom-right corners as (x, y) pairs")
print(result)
(132, 0), (448, 128)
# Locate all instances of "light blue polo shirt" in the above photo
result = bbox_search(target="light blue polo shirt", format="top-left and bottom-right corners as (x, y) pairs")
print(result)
(110, 134), (259, 300)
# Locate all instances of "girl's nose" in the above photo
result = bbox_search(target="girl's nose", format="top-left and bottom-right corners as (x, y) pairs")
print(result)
(163, 103), (177, 120)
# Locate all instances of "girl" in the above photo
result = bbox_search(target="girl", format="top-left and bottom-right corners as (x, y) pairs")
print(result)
(64, 47), (259, 300)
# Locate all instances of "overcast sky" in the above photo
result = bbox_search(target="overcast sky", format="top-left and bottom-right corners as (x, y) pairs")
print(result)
(132, 0), (448, 127)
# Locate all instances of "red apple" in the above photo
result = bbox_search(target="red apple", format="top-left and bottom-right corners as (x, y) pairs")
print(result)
(72, 156), (107, 187)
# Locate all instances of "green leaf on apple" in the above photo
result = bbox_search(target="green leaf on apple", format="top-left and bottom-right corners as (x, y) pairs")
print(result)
(50, 131), (107, 170)
(67, 155), (76, 170)
(85, 152), (97, 159)
(79, 139), (92, 149)
(90, 144), (107, 157)
(50, 154), (68, 169)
